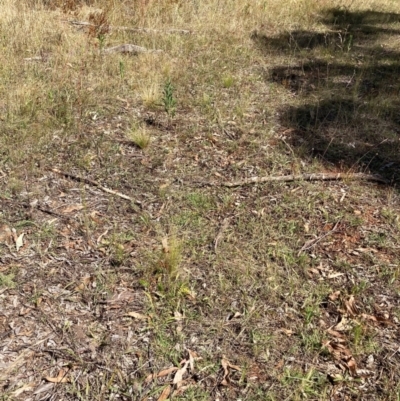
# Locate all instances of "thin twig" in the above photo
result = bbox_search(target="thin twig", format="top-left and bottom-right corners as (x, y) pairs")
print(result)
(37, 206), (72, 221)
(50, 168), (137, 203)
(222, 172), (387, 187)
(298, 221), (340, 256)
(280, 136), (295, 158)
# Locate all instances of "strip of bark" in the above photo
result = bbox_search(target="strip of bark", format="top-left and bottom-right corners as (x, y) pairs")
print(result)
(222, 172), (387, 187)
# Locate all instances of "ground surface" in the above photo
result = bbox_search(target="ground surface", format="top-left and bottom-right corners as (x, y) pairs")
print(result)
(0, 0), (399, 400)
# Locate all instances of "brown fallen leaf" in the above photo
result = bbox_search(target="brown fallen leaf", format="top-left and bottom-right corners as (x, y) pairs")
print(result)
(0, 224), (13, 245)
(74, 275), (92, 291)
(145, 367), (178, 384)
(345, 295), (359, 317)
(157, 385), (171, 401)
(333, 316), (351, 332)
(329, 291), (341, 301)
(280, 328), (294, 336)
(45, 369), (70, 383)
(90, 210), (102, 223)
(323, 340), (357, 376)
(362, 313), (395, 326)
(346, 356), (357, 376)
(326, 328), (345, 339)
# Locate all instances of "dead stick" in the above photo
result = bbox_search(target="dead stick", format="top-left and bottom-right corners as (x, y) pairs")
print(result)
(50, 168), (136, 203)
(103, 44), (162, 55)
(222, 172), (387, 187)
(64, 20), (192, 35)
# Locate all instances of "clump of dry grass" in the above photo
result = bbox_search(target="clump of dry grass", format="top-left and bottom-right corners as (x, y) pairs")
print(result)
(128, 125), (151, 149)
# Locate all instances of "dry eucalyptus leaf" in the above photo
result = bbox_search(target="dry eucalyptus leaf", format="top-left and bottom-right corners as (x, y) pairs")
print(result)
(162, 237), (169, 253)
(221, 356), (241, 386)
(0, 224), (13, 245)
(188, 349), (199, 372)
(15, 233), (24, 252)
(125, 312), (148, 320)
(174, 311), (184, 321)
(157, 385), (171, 401)
(45, 369), (70, 383)
(61, 204), (84, 214)
(328, 272), (344, 279)
(173, 360), (189, 387)
(144, 367), (178, 384)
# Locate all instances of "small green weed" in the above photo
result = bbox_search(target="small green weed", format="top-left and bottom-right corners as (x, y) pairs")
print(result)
(222, 75), (235, 88)
(282, 367), (327, 399)
(0, 273), (15, 288)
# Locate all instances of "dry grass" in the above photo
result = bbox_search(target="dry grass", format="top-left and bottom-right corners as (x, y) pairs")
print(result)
(0, 0), (399, 399)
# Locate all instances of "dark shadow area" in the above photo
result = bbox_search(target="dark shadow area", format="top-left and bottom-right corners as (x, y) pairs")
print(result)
(253, 8), (400, 183)
(321, 9), (400, 25)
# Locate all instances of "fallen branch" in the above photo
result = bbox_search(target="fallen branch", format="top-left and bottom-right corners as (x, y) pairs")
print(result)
(222, 172), (387, 187)
(50, 168), (138, 204)
(102, 44), (162, 55)
(65, 20), (192, 35)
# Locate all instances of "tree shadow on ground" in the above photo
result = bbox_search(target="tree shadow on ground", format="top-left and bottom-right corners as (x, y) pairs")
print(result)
(252, 8), (400, 183)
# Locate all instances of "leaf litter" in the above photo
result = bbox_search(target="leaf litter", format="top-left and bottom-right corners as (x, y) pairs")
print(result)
(1, 2), (400, 400)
